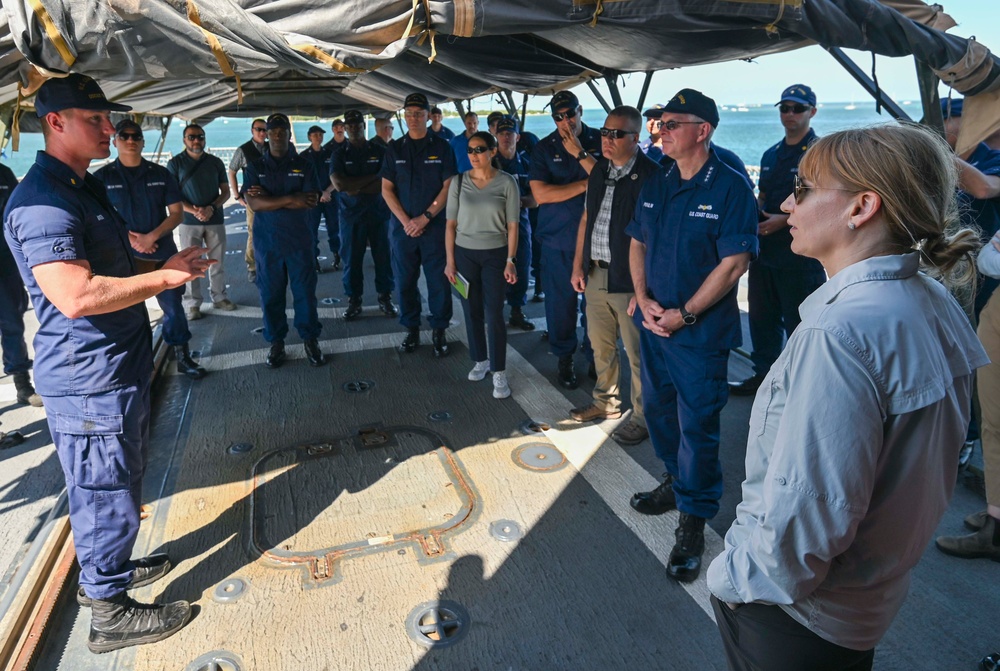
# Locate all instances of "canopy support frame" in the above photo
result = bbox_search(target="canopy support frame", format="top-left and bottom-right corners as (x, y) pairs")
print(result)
(825, 47), (912, 121)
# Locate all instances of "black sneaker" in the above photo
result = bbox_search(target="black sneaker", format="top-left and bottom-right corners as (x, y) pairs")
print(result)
(344, 299), (363, 321)
(78, 554), (172, 607)
(508, 307), (535, 331)
(432, 328), (450, 358)
(173, 345), (207, 380)
(666, 513), (706, 583)
(378, 293), (398, 317)
(728, 374), (764, 396)
(88, 592), (191, 654)
(265, 341), (286, 368)
(557, 354), (577, 389)
(304, 339), (326, 367)
(399, 328), (419, 354)
(629, 474), (676, 515)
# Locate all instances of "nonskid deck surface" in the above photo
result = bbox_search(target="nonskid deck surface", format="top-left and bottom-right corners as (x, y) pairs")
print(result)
(29, 208), (997, 670)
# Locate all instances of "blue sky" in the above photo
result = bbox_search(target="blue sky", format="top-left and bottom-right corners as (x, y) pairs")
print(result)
(546, 0), (1000, 109)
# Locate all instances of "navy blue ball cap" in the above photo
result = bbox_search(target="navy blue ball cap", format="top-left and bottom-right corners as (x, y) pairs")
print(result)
(307, 125), (324, 135)
(642, 104), (664, 118)
(941, 97), (963, 118)
(331, 118), (345, 127)
(776, 84), (816, 107)
(403, 92), (430, 110)
(343, 110), (365, 125)
(487, 111), (506, 126)
(495, 116), (519, 134)
(265, 113), (291, 130)
(549, 90), (580, 111)
(663, 88), (719, 128)
(35, 73), (131, 117)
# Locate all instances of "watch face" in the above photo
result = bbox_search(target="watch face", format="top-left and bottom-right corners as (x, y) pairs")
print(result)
(683, 314), (696, 325)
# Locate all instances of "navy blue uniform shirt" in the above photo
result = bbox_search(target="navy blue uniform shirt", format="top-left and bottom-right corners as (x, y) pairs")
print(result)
(330, 139), (388, 221)
(626, 149), (759, 349)
(0, 164), (19, 277)
(640, 138), (664, 163)
(757, 129), (821, 267)
(498, 150), (532, 230)
(430, 125), (456, 141)
(244, 150), (322, 254)
(301, 144), (332, 186)
(661, 142), (752, 190)
(3, 151), (152, 395)
(963, 142), (1000, 313)
(95, 159), (182, 261)
(379, 134), (457, 226)
(529, 123), (603, 250)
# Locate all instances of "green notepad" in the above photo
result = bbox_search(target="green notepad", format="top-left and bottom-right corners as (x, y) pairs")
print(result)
(450, 272), (469, 299)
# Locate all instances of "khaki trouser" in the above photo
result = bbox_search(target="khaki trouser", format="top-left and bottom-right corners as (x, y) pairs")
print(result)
(244, 204), (255, 272)
(977, 291), (1000, 506)
(179, 224), (228, 308)
(584, 265), (644, 427)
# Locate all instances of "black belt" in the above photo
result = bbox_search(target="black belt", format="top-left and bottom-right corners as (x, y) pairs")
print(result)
(591, 259), (610, 269)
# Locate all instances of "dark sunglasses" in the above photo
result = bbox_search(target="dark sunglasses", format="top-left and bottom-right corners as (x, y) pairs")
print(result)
(252, 127), (267, 133)
(656, 120), (704, 131)
(779, 104), (811, 114)
(185, 134), (206, 141)
(599, 128), (638, 139)
(467, 145), (491, 155)
(118, 132), (143, 141)
(551, 108), (579, 122)
(793, 175), (854, 204)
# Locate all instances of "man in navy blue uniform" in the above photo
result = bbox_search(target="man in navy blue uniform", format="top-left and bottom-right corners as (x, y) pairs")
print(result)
(331, 110), (397, 321)
(302, 124), (340, 271)
(95, 120), (206, 380)
(319, 119), (347, 270)
(730, 84), (826, 395)
(0, 163), (42, 409)
(244, 113), (327, 369)
(529, 90), (602, 388)
(381, 92), (458, 356)
(639, 104), (664, 162)
(495, 116), (536, 331)
(4, 74), (213, 652)
(627, 88), (758, 583)
(429, 106), (455, 141)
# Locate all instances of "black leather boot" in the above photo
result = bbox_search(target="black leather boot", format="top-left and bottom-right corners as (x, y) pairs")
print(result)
(432, 328), (450, 358)
(13, 371), (43, 406)
(630, 474), (676, 515)
(88, 591), (191, 653)
(304, 339), (327, 367)
(378, 293), (399, 317)
(265, 340), (286, 368)
(508, 307), (535, 331)
(173, 345), (206, 380)
(344, 298), (363, 321)
(557, 354), (577, 389)
(78, 554), (172, 607)
(399, 328), (419, 353)
(667, 513), (706, 583)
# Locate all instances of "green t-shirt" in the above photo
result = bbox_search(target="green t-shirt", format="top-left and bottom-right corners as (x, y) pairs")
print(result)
(446, 170), (520, 250)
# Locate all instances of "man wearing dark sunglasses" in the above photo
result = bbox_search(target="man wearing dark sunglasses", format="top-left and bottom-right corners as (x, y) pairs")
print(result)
(730, 84), (825, 397)
(626, 88), (758, 584)
(529, 90), (603, 389)
(228, 118), (268, 282)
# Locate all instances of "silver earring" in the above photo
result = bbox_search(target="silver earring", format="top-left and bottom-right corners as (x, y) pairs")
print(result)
(848, 223), (856, 230)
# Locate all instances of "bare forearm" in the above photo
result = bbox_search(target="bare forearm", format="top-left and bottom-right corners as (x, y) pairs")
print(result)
(956, 157), (1000, 199)
(573, 210), (587, 273)
(530, 180), (587, 205)
(149, 211), (183, 241)
(382, 179), (409, 222)
(686, 253), (750, 315)
(629, 239), (648, 299)
(246, 193), (311, 211)
(507, 221), (518, 259)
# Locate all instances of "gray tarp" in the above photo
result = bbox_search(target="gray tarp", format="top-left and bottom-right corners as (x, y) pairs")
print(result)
(0, 0), (996, 146)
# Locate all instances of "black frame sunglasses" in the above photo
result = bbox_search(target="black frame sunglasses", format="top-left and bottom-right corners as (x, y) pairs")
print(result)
(779, 103), (812, 114)
(599, 127), (638, 139)
(656, 119), (704, 131)
(185, 134), (206, 141)
(551, 108), (579, 122)
(467, 145), (491, 155)
(118, 132), (143, 141)
(252, 126), (267, 133)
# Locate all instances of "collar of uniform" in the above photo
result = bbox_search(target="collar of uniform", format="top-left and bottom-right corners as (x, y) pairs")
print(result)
(665, 148), (724, 189)
(792, 127), (817, 152)
(799, 253), (918, 322)
(262, 149), (293, 170)
(35, 150), (92, 189)
(113, 157), (151, 175)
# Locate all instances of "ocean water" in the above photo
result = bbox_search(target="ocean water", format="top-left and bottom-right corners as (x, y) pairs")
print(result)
(1, 103), (903, 178)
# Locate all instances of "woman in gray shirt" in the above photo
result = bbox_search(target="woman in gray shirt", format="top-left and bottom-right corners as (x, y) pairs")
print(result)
(706, 123), (988, 670)
(445, 131), (521, 399)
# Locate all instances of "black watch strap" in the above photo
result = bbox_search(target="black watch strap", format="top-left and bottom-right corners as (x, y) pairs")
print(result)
(680, 306), (697, 325)
(423, 210), (434, 219)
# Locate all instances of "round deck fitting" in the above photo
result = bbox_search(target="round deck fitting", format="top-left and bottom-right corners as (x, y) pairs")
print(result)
(185, 651), (242, 671)
(427, 410), (452, 423)
(212, 577), (249, 604)
(226, 442), (254, 455)
(405, 600), (470, 648)
(519, 419), (552, 436)
(320, 297), (342, 305)
(489, 519), (523, 542)
(512, 443), (566, 472)
(306, 442), (336, 456)
(343, 380), (374, 393)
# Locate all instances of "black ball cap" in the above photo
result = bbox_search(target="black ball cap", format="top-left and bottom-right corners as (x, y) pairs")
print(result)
(35, 73), (132, 117)
(662, 88), (719, 128)
(114, 119), (142, 136)
(344, 110), (365, 125)
(403, 92), (430, 110)
(549, 90), (580, 111)
(265, 113), (291, 130)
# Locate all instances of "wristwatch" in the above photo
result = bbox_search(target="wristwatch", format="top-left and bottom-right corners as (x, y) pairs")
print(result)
(680, 306), (697, 325)
(423, 210), (434, 220)
(577, 149), (589, 161)
(506, 256), (517, 264)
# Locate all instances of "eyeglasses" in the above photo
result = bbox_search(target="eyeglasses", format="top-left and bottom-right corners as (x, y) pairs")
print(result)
(551, 108), (579, 122)
(779, 104), (811, 114)
(118, 132), (143, 141)
(185, 134), (205, 141)
(252, 127), (267, 133)
(656, 120), (704, 131)
(793, 175), (855, 204)
(599, 128), (638, 139)
(467, 145), (490, 154)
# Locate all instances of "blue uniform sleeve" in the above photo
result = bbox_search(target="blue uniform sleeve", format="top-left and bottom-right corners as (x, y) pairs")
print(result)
(7, 198), (87, 268)
(303, 161), (321, 193)
(329, 145), (346, 176)
(243, 161), (261, 190)
(716, 175), (760, 260)
(379, 142), (397, 183)
(529, 143), (553, 184)
(626, 179), (658, 243)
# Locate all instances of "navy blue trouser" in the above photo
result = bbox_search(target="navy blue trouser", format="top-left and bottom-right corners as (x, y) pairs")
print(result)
(155, 285), (191, 346)
(46, 377), (150, 599)
(456, 245), (508, 371)
(0, 273), (31, 375)
(308, 198), (341, 258)
(505, 221), (531, 308)
(390, 221), (453, 330)
(540, 245), (579, 357)
(530, 210), (542, 293)
(747, 262), (825, 377)
(254, 245), (322, 342)
(342, 213), (394, 299)
(639, 329), (729, 519)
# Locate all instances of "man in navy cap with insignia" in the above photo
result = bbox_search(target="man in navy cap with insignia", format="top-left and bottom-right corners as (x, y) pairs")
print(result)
(331, 109), (397, 320)
(626, 87), (758, 583)
(244, 112), (327, 368)
(529, 90), (603, 389)
(381, 91), (458, 356)
(640, 103), (664, 161)
(730, 84), (826, 396)
(303, 123), (341, 271)
(4, 73), (214, 652)
(495, 115), (537, 330)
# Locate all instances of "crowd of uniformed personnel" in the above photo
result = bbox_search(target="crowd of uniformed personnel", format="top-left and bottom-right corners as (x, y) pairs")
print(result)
(1, 73), (999, 665)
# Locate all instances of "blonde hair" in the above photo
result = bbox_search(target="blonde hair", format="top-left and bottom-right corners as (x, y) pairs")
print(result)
(798, 122), (980, 290)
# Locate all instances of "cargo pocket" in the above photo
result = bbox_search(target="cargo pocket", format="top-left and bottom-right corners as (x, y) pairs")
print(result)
(55, 413), (128, 490)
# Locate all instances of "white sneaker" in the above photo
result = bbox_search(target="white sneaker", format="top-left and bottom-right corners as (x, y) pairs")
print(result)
(492, 371), (510, 399)
(468, 360), (490, 381)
